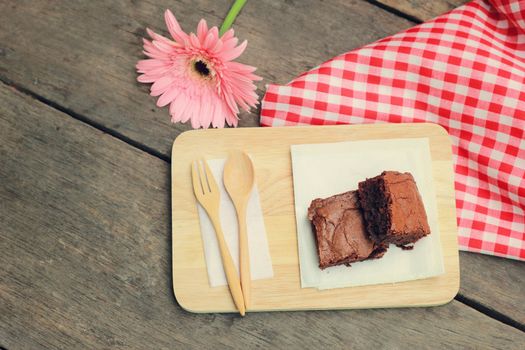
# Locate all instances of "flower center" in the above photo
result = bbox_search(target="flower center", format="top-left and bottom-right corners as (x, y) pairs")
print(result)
(193, 60), (211, 77)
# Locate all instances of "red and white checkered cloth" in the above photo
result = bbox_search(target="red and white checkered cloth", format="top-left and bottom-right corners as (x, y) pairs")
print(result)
(260, 0), (525, 260)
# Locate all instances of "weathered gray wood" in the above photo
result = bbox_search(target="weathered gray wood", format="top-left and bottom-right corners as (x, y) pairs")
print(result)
(1, 0), (524, 343)
(1, 84), (524, 349)
(377, 0), (469, 22)
(0, 0), (414, 157)
(459, 252), (525, 325)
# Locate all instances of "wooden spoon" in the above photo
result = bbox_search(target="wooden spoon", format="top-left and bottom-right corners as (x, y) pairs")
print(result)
(223, 151), (255, 310)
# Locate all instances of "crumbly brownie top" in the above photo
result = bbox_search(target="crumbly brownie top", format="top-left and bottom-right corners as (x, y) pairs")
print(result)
(383, 171), (430, 237)
(358, 171), (430, 247)
(308, 191), (386, 268)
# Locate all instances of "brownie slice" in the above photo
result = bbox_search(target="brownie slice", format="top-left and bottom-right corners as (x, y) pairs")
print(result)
(307, 191), (387, 269)
(358, 171), (430, 248)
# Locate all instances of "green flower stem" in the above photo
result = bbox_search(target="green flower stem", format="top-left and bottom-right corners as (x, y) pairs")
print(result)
(219, 0), (248, 36)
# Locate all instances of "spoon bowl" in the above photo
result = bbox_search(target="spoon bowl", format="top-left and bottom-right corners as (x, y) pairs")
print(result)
(224, 151), (255, 199)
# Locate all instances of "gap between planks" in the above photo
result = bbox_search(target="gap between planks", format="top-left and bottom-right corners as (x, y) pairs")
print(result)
(456, 295), (525, 332)
(363, 0), (423, 24)
(0, 75), (170, 163)
(1, 63), (523, 333)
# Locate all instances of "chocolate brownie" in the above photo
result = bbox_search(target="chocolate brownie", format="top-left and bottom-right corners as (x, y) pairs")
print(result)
(358, 171), (430, 248)
(308, 191), (387, 269)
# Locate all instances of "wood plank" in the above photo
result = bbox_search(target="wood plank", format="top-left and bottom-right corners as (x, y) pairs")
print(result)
(172, 124), (460, 312)
(0, 0), (522, 337)
(0, 0), (414, 157)
(377, 0), (469, 22)
(1, 84), (524, 349)
(459, 252), (525, 325)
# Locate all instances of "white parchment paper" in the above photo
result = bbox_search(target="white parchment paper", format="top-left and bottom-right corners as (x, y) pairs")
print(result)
(197, 158), (273, 287)
(291, 138), (444, 290)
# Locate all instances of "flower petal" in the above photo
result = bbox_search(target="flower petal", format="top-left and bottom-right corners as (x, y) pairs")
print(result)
(224, 61), (258, 74)
(150, 75), (173, 94)
(180, 96), (194, 123)
(207, 35), (223, 52)
(152, 40), (175, 54)
(231, 90), (251, 111)
(222, 88), (239, 116)
(189, 33), (201, 49)
(190, 102), (201, 128)
(219, 40), (247, 62)
(164, 9), (189, 43)
(147, 28), (174, 44)
(170, 94), (189, 123)
(221, 28), (235, 42)
(197, 19), (208, 44)
(148, 29), (180, 49)
(210, 99), (221, 128)
(142, 47), (170, 60)
(137, 74), (156, 83)
(225, 108), (239, 127)
(220, 37), (239, 53)
(157, 87), (179, 107)
(142, 39), (171, 59)
(136, 59), (168, 70)
(169, 100), (182, 123)
(139, 64), (172, 77)
(200, 91), (213, 128)
(204, 27), (219, 48)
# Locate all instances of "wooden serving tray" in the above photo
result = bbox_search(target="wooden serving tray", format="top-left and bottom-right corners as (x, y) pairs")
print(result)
(171, 123), (460, 313)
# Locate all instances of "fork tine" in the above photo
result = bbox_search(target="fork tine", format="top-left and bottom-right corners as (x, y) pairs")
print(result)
(202, 158), (219, 193)
(191, 161), (203, 196)
(197, 159), (210, 193)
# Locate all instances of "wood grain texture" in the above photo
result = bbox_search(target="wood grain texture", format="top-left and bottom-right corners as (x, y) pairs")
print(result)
(377, 0), (469, 22)
(459, 252), (525, 324)
(0, 0), (414, 157)
(172, 123), (460, 312)
(0, 0), (523, 346)
(2, 84), (524, 349)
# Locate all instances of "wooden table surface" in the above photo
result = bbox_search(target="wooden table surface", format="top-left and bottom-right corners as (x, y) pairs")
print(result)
(0, 1), (523, 349)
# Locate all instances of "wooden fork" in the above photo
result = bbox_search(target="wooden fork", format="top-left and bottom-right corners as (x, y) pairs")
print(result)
(191, 159), (246, 316)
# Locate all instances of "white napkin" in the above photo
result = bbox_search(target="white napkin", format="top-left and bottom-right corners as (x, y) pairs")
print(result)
(196, 158), (273, 287)
(291, 138), (445, 290)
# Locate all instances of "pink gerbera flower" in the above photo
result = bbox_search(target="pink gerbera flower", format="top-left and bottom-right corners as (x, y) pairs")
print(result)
(136, 10), (262, 128)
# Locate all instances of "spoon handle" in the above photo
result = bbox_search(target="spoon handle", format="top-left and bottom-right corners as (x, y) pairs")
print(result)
(237, 204), (251, 309)
(209, 213), (246, 316)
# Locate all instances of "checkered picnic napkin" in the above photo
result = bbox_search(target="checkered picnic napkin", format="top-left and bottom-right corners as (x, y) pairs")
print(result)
(260, 0), (525, 260)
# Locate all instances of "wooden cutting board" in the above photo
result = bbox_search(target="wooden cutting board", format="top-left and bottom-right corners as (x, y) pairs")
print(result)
(171, 123), (460, 313)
